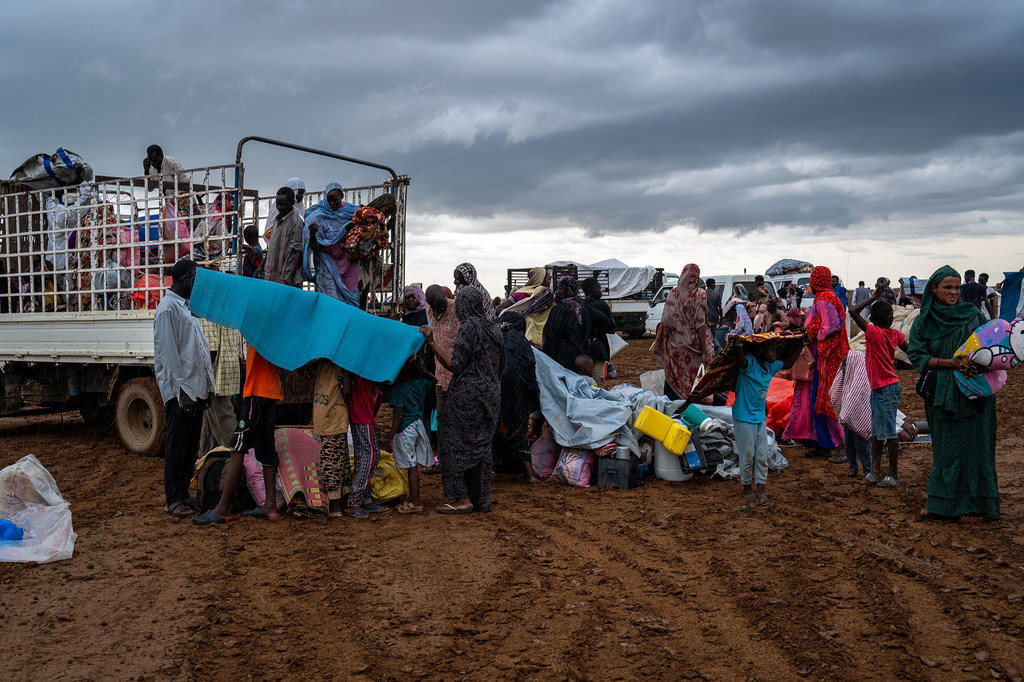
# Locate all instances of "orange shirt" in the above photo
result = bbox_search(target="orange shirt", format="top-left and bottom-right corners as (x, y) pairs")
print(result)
(243, 347), (283, 400)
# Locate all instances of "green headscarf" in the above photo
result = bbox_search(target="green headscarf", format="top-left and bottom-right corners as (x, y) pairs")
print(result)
(907, 264), (985, 417)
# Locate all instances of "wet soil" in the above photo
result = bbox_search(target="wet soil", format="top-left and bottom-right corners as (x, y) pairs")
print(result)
(2, 339), (1023, 680)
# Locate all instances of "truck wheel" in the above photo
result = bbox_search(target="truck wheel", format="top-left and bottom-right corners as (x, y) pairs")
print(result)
(627, 328), (645, 339)
(116, 378), (166, 457)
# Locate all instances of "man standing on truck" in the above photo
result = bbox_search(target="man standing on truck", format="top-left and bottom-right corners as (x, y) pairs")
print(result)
(153, 259), (215, 517)
(263, 186), (304, 287)
(143, 145), (189, 190)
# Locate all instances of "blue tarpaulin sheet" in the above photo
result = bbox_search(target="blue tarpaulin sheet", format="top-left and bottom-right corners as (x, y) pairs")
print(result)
(188, 268), (423, 383)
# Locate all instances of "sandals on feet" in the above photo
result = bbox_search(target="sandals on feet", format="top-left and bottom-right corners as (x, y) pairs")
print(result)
(436, 503), (473, 515)
(165, 500), (193, 517)
(876, 476), (901, 488)
(192, 510), (235, 525)
(242, 507), (282, 520)
(396, 502), (424, 515)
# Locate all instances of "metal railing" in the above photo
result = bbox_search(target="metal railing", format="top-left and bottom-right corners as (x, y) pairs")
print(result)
(0, 165), (243, 317)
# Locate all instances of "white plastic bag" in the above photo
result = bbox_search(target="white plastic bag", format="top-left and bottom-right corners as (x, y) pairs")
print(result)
(0, 455), (77, 563)
(606, 333), (629, 359)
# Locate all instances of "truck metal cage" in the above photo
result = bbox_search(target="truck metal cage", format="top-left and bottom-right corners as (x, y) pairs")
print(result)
(506, 266), (664, 299)
(1, 160), (409, 364)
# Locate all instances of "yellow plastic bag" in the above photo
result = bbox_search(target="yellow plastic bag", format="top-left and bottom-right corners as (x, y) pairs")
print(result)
(348, 449), (409, 503)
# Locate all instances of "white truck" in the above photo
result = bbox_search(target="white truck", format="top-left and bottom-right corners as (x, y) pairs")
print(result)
(646, 273), (780, 335)
(0, 137), (410, 455)
(508, 259), (667, 339)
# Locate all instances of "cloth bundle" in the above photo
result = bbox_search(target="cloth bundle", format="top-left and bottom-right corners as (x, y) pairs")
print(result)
(765, 259), (814, 277)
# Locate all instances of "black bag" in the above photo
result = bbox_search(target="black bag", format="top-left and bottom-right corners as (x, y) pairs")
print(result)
(193, 447), (254, 513)
(915, 368), (937, 402)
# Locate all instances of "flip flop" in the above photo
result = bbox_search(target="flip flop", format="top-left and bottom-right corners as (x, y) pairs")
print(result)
(192, 510), (235, 526)
(436, 503), (473, 515)
(344, 508), (369, 519)
(242, 507), (283, 520)
(364, 504), (390, 515)
(876, 476), (902, 488)
(397, 504), (424, 515)
(828, 453), (847, 464)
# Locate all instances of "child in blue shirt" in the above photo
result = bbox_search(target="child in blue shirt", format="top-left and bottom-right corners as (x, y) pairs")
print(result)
(733, 339), (804, 505)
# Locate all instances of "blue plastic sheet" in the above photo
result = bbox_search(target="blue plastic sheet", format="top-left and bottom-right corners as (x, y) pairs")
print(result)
(189, 268), (423, 383)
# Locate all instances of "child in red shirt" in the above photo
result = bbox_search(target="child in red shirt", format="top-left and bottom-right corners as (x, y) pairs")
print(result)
(850, 282), (909, 487)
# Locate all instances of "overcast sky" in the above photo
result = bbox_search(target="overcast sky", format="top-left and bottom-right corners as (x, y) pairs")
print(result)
(3, 0), (1023, 294)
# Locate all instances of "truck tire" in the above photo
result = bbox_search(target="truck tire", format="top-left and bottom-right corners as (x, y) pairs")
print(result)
(627, 328), (645, 339)
(116, 378), (166, 457)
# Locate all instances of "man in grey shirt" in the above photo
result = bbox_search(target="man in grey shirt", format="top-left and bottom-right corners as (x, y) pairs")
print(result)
(852, 281), (871, 307)
(153, 259), (215, 516)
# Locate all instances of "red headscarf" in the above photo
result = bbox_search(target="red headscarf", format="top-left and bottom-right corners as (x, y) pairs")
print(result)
(652, 264), (711, 397)
(806, 266), (850, 418)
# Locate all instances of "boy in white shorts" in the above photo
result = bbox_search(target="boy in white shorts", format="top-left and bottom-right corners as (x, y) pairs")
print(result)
(388, 357), (437, 514)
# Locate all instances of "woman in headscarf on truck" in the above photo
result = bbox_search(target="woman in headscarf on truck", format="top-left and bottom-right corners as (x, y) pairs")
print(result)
(302, 183), (359, 306)
(782, 265), (850, 457)
(651, 263), (712, 400)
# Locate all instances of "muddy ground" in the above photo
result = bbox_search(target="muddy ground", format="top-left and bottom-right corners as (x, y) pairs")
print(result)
(1, 339), (1023, 681)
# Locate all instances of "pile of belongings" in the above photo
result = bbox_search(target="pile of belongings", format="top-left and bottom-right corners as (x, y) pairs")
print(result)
(546, 259), (657, 299)
(530, 349), (684, 486)
(10, 148), (94, 190)
(765, 259), (814, 277)
(694, 406), (789, 479)
(849, 305), (919, 367)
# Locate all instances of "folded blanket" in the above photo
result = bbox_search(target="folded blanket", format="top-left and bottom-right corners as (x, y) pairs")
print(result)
(189, 268), (423, 382)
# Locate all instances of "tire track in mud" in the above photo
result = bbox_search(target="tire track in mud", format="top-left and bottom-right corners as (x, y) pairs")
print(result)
(504, 501), (799, 680)
(731, 484), (1024, 680)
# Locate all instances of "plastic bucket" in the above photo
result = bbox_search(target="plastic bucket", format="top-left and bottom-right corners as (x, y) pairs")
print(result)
(653, 441), (693, 482)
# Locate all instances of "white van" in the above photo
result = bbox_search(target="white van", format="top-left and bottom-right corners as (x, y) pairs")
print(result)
(645, 274), (776, 335)
(770, 273), (813, 311)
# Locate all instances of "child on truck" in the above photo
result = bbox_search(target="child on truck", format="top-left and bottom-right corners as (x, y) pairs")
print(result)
(849, 282), (909, 487)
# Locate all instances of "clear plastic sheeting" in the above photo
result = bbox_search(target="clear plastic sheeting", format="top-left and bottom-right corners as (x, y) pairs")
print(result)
(0, 455), (77, 563)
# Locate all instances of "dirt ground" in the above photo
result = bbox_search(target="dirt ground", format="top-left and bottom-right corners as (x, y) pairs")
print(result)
(2, 339), (1023, 681)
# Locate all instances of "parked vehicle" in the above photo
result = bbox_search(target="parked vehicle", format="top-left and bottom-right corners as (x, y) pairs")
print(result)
(0, 137), (410, 455)
(646, 274), (777, 335)
(507, 259), (666, 339)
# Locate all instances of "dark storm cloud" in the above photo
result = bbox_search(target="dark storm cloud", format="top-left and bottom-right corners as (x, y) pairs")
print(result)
(2, 0), (1023, 241)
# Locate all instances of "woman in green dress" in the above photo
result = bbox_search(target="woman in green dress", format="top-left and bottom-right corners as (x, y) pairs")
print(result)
(907, 265), (998, 521)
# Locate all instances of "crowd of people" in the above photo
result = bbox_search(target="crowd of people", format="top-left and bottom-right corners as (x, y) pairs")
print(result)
(144, 156), (1009, 525)
(654, 262), (1005, 519)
